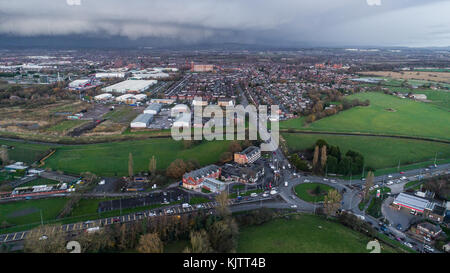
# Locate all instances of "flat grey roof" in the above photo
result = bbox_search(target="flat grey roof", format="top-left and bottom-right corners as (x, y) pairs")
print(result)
(393, 192), (430, 212)
(132, 113), (154, 124)
(145, 103), (162, 112)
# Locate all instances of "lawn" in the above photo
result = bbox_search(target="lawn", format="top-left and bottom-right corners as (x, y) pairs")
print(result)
(0, 198), (68, 230)
(280, 92), (450, 141)
(20, 178), (60, 187)
(294, 183), (333, 203)
(44, 138), (232, 176)
(0, 197), (180, 234)
(103, 106), (140, 123)
(282, 133), (450, 172)
(0, 140), (52, 164)
(237, 214), (398, 253)
(47, 120), (88, 133)
(387, 87), (450, 110)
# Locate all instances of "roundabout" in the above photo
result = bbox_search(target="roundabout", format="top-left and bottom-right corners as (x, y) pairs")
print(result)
(293, 183), (334, 203)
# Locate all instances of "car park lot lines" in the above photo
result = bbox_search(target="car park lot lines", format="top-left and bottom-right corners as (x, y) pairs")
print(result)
(0, 195), (274, 244)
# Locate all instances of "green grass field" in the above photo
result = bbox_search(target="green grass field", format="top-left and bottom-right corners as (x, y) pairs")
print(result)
(0, 198), (68, 228)
(20, 178), (60, 187)
(385, 87), (450, 110)
(103, 107), (139, 123)
(0, 140), (51, 164)
(282, 133), (450, 171)
(47, 120), (88, 133)
(0, 196), (181, 234)
(281, 92), (450, 141)
(294, 183), (333, 202)
(44, 138), (232, 176)
(237, 214), (398, 253)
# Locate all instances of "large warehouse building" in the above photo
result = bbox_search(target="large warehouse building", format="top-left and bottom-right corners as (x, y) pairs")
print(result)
(95, 72), (126, 78)
(173, 112), (191, 127)
(130, 113), (154, 128)
(144, 103), (162, 115)
(102, 80), (157, 93)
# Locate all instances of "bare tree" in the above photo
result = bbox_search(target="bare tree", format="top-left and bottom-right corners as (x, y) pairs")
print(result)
(364, 171), (375, 201)
(128, 152), (134, 178)
(137, 233), (163, 253)
(184, 230), (212, 253)
(323, 189), (342, 217)
(320, 145), (327, 169)
(24, 225), (67, 253)
(0, 148), (8, 166)
(148, 155), (157, 174)
(312, 145), (319, 172)
(75, 229), (114, 253)
(215, 190), (231, 218)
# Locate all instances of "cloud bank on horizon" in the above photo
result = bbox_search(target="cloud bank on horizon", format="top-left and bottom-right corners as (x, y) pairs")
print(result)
(0, 0), (449, 47)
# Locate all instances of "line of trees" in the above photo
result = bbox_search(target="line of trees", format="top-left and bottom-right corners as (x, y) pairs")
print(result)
(305, 98), (370, 124)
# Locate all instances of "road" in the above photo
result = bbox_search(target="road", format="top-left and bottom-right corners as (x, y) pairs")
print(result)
(0, 195), (279, 244)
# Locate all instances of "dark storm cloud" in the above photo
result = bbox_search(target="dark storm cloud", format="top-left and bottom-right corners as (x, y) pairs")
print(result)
(0, 0), (448, 46)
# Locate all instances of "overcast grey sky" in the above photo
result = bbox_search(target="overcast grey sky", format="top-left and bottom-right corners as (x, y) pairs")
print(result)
(0, 0), (449, 47)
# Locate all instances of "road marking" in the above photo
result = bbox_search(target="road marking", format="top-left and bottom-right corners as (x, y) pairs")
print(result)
(5, 234), (10, 241)
(20, 232), (25, 240)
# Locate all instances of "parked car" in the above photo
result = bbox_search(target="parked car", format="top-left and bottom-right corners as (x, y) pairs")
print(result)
(403, 242), (413, 248)
(423, 245), (434, 252)
(396, 224), (402, 231)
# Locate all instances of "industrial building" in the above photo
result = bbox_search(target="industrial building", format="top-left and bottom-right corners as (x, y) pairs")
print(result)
(144, 103), (162, 115)
(115, 94), (136, 103)
(94, 93), (113, 101)
(130, 113), (154, 128)
(95, 72), (126, 78)
(171, 104), (190, 116)
(173, 112), (191, 127)
(130, 72), (169, 79)
(68, 79), (90, 89)
(150, 98), (176, 104)
(102, 80), (157, 93)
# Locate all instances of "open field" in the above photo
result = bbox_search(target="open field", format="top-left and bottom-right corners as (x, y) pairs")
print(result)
(0, 101), (90, 133)
(359, 71), (450, 84)
(237, 214), (398, 253)
(0, 139), (52, 164)
(103, 106), (140, 124)
(294, 183), (333, 202)
(44, 139), (232, 176)
(281, 92), (450, 141)
(20, 178), (60, 187)
(0, 198), (68, 229)
(282, 133), (450, 171)
(0, 197), (180, 234)
(387, 87), (450, 110)
(47, 120), (88, 133)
